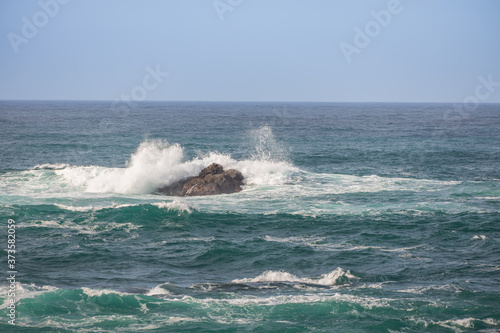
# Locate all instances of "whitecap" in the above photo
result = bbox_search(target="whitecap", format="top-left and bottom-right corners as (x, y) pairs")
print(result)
(153, 200), (194, 213)
(476, 196), (500, 200)
(54, 203), (95, 212)
(146, 284), (173, 297)
(396, 284), (463, 295)
(51, 135), (298, 195)
(430, 317), (500, 330)
(81, 287), (130, 298)
(471, 235), (487, 241)
(183, 292), (392, 309)
(0, 283), (58, 308)
(232, 268), (358, 286)
(32, 163), (70, 170)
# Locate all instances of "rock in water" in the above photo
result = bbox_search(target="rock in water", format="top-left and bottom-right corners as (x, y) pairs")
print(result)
(158, 163), (244, 196)
(199, 163), (224, 178)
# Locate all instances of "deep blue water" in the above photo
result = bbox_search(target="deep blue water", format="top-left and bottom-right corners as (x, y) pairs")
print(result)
(0, 101), (499, 332)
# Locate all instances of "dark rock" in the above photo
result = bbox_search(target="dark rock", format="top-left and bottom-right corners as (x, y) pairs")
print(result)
(158, 163), (244, 196)
(199, 163), (224, 178)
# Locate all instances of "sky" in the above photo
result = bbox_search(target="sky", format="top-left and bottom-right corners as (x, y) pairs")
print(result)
(0, 0), (499, 103)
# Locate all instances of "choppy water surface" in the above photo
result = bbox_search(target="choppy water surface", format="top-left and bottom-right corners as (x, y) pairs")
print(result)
(0, 101), (499, 332)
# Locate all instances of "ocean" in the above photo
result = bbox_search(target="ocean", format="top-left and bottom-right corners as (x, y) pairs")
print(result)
(0, 101), (499, 332)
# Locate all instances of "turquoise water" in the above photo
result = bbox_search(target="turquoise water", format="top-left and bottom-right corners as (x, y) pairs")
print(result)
(0, 101), (499, 332)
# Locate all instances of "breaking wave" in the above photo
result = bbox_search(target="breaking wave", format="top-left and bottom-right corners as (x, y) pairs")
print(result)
(231, 268), (358, 286)
(54, 126), (298, 194)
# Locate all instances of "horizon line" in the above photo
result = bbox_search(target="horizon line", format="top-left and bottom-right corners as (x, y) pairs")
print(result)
(1, 99), (500, 105)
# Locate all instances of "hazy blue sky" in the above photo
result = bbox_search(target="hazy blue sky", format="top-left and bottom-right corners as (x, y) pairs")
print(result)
(1, 0), (499, 102)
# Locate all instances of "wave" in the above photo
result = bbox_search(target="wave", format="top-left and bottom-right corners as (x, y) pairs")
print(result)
(54, 203), (98, 212)
(262, 235), (425, 254)
(152, 200), (194, 213)
(53, 201), (194, 214)
(2, 281), (499, 332)
(3, 282), (498, 332)
(144, 269), (359, 297)
(32, 163), (71, 170)
(1, 124), (498, 217)
(409, 317), (500, 331)
(51, 126), (298, 194)
(15, 217), (140, 236)
(231, 268), (358, 286)
(0, 282), (393, 331)
(396, 284), (466, 295)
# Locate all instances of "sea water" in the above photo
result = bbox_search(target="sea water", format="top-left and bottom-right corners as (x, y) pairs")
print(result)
(0, 101), (499, 332)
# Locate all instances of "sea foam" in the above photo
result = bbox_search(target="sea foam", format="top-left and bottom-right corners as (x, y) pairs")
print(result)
(54, 126), (298, 194)
(232, 268), (358, 286)
(153, 200), (194, 213)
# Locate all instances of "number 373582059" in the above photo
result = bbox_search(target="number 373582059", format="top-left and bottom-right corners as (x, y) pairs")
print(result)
(7, 219), (16, 269)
